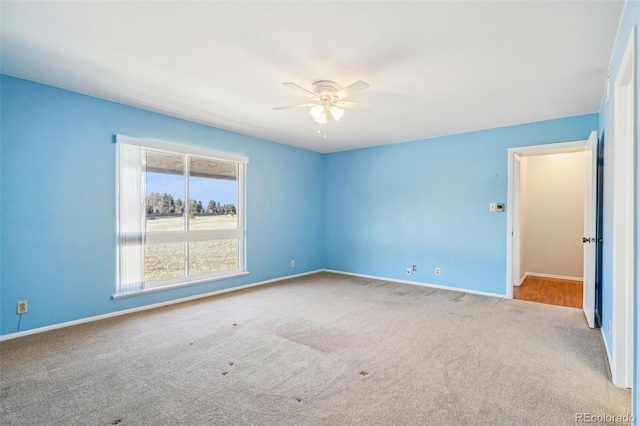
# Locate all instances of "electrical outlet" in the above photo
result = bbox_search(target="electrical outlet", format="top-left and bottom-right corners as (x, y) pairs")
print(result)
(291, 260), (296, 268)
(412, 265), (417, 272)
(435, 267), (441, 276)
(406, 268), (412, 275)
(17, 301), (28, 315)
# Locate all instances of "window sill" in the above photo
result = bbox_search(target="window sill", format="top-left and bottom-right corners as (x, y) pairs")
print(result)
(112, 271), (250, 299)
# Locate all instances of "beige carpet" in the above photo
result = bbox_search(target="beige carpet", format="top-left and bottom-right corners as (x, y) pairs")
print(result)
(0, 272), (631, 425)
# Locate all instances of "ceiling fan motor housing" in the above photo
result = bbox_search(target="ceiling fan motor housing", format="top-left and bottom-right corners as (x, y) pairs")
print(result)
(312, 80), (340, 100)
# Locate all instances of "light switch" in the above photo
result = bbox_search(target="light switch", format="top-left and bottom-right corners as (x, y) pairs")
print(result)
(489, 203), (496, 212)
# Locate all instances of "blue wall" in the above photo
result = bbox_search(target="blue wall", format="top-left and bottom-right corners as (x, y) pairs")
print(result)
(324, 115), (598, 295)
(598, 1), (639, 417)
(0, 75), (325, 335)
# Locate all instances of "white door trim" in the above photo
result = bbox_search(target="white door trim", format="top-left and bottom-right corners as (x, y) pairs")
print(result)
(611, 27), (635, 389)
(512, 156), (522, 287)
(506, 139), (590, 299)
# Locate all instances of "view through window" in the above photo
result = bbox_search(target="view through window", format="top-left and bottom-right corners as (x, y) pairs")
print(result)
(116, 136), (247, 296)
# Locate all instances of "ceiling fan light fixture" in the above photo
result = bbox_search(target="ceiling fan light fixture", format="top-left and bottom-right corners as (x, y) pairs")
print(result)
(329, 106), (344, 121)
(276, 79), (371, 125)
(310, 104), (325, 119)
(315, 113), (328, 124)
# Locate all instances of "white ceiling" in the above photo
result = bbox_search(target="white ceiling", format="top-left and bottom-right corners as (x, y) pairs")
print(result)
(0, 1), (624, 153)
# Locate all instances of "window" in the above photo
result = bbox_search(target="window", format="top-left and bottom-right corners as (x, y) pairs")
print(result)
(115, 135), (248, 297)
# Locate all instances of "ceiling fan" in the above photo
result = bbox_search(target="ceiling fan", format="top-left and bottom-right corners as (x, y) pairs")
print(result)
(274, 80), (372, 124)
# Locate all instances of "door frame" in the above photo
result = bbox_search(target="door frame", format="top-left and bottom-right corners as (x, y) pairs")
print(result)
(611, 27), (635, 389)
(505, 138), (591, 299)
(511, 156), (522, 287)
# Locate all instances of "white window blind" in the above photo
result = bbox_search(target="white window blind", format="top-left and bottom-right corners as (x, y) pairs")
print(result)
(116, 143), (146, 294)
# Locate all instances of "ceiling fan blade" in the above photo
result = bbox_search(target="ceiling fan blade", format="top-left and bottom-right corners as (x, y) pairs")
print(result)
(333, 80), (370, 100)
(273, 102), (317, 110)
(334, 100), (375, 109)
(282, 82), (319, 100)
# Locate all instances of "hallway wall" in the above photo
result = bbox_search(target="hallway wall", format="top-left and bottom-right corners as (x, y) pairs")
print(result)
(520, 152), (585, 279)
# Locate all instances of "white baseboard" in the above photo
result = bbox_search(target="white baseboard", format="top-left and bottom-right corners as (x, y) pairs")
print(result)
(518, 274), (528, 286)
(321, 269), (505, 299)
(600, 327), (613, 379)
(0, 269), (323, 342)
(522, 272), (583, 282)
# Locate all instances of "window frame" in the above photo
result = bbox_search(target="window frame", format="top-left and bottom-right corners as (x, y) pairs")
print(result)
(114, 135), (249, 298)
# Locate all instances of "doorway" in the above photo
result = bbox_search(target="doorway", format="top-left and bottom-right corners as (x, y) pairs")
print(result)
(513, 151), (586, 309)
(506, 134), (597, 327)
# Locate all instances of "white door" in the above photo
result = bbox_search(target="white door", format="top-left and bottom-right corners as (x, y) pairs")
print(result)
(582, 131), (597, 328)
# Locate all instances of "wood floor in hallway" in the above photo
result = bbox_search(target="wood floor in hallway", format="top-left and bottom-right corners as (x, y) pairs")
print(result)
(513, 275), (583, 308)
